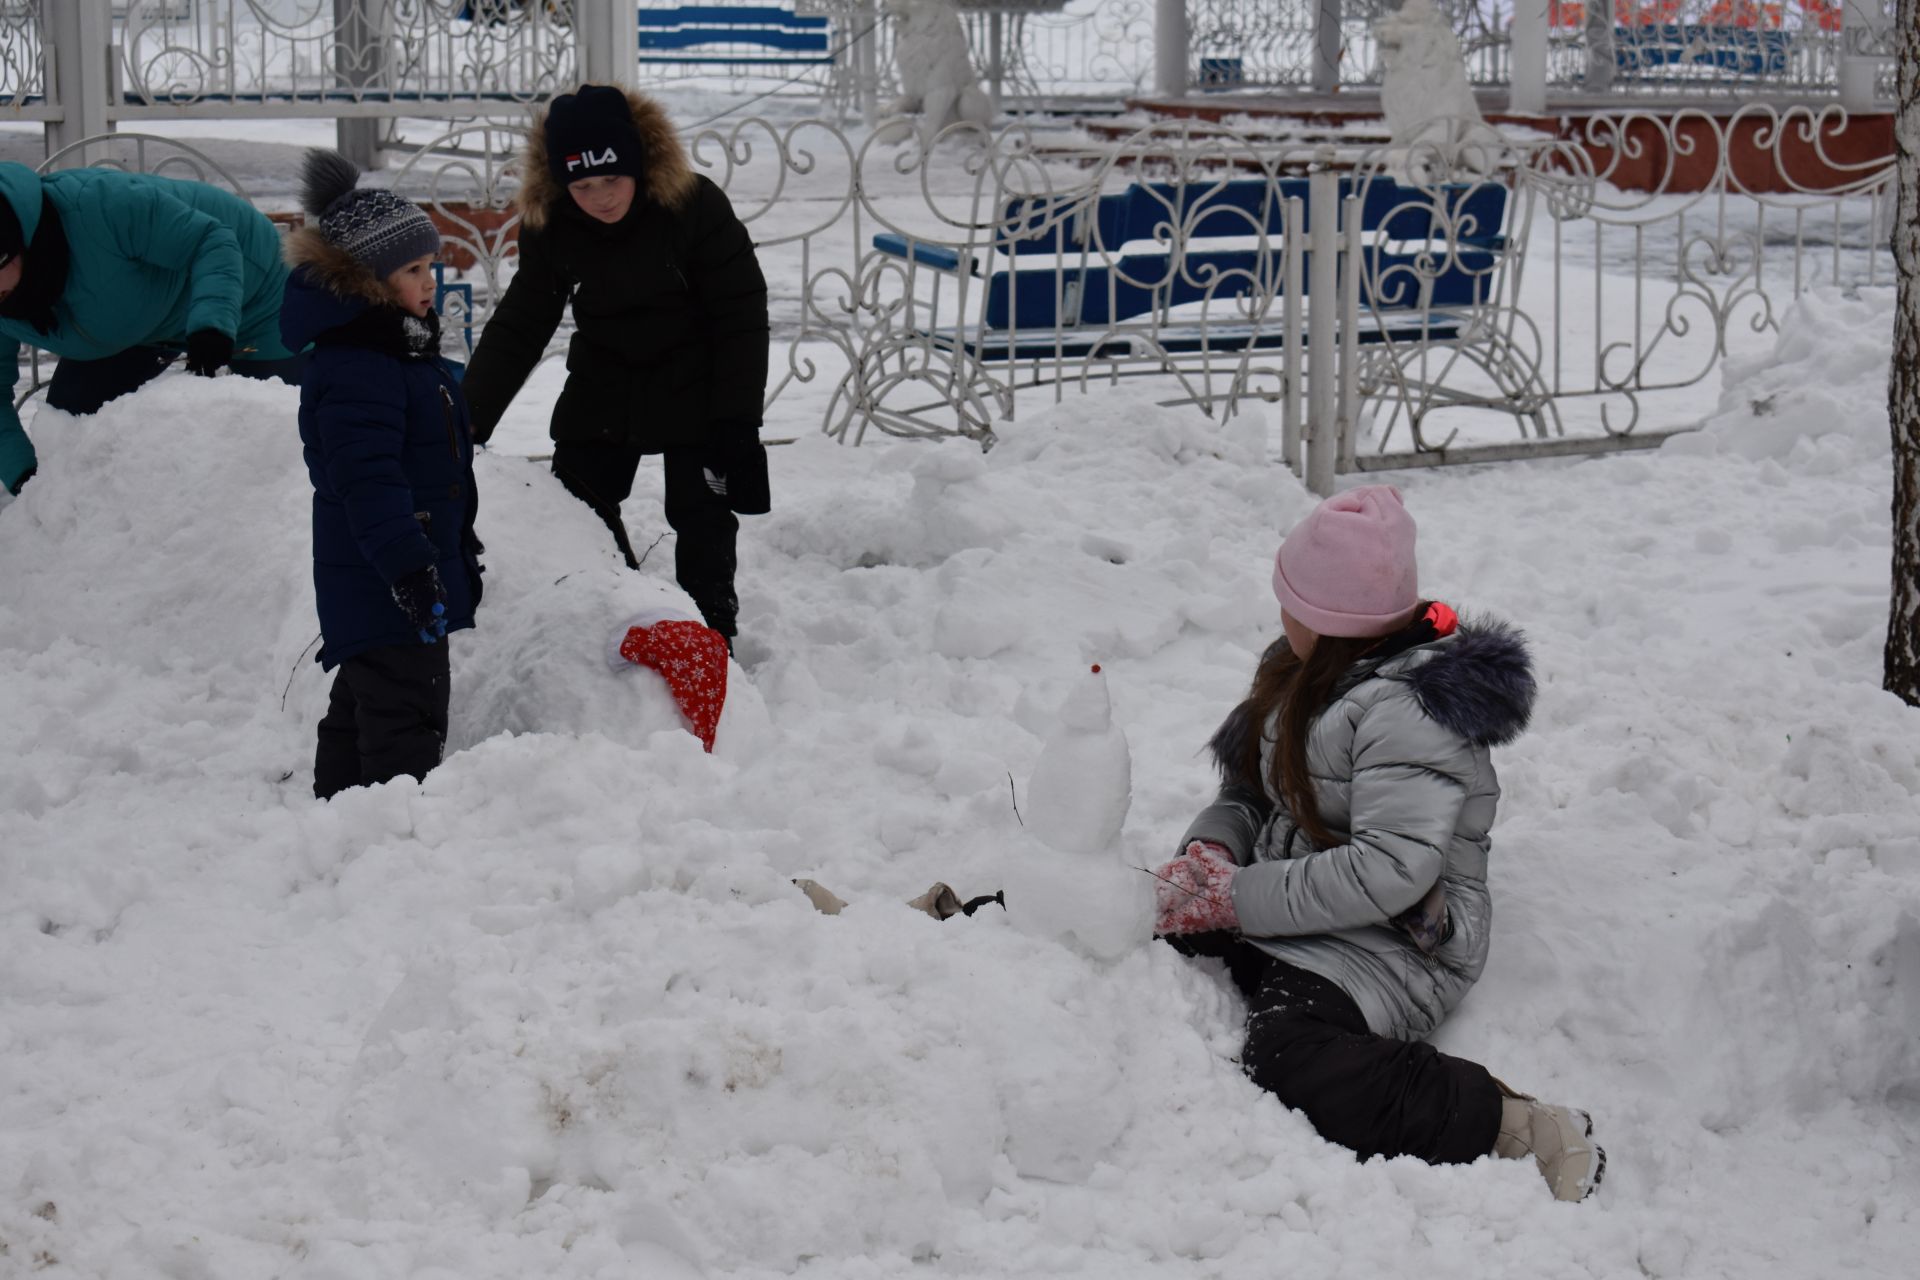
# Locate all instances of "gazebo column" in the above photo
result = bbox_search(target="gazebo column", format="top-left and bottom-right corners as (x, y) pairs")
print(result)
(1838, 0), (1891, 113)
(1509, 0), (1548, 115)
(1155, 0), (1189, 97)
(1313, 0), (1341, 93)
(578, 0), (639, 89)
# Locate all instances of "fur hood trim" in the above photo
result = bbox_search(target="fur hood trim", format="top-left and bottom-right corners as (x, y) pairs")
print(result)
(1206, 616), (1536, 780)
(516, 89), (696, 229)
(283, 224), (391, 306)
(1399, 616), (1535, 748)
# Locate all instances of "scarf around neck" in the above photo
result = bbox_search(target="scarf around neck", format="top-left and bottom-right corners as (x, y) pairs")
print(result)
(315, 300), (442, 360)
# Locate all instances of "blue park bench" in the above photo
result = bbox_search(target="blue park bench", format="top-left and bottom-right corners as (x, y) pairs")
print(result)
(1614, 24), (1794, 79)
(458, 3), (832, 66)
(871, 176), (1511, 361)
(637, 5), (833, 66)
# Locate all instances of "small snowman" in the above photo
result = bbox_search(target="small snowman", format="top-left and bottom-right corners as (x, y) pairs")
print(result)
(1005, 665), (1153, 959)
(1026, 663), (1132, 854)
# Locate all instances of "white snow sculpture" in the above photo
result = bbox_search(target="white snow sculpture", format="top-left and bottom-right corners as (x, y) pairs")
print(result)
(1026, 663), (1132, 855)
(1374, 0), (1487, 153)
(1003, 665), (1152, 961)
(884, 0), (993, 146)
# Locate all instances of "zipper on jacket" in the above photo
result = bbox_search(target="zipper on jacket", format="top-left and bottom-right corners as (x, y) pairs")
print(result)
(438, 385), (463, 499)
(439, 385), (465, 457)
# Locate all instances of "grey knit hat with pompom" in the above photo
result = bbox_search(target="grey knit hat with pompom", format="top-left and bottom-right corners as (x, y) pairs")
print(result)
(299, 149), (441, 279)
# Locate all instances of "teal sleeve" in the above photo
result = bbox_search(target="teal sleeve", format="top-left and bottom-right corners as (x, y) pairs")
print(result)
(110, 180), (245, 340)
(0, 336), (34, 493)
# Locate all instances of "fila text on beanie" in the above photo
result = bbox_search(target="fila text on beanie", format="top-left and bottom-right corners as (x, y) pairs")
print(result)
(544, 84), (645, 186)
(1272, 485), (1421, 639)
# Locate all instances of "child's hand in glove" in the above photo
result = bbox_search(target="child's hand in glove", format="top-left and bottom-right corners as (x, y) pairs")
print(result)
(1152, 840), (1240, 936)
(390, 564), (448, 643)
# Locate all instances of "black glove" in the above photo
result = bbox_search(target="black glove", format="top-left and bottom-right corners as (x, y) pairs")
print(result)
(5, 465), (33, 496)
(184, 329), (234, 378)
(461, 527), (486, 610)
(716, 423), (770, 516)
(390, 564), (449, 643)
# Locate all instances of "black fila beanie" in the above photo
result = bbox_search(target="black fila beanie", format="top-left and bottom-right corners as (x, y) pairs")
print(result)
(544, 85), (645, 187)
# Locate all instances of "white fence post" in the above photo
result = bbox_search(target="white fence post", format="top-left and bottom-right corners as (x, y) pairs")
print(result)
(1306, 158), (1338, 495)
(1581, 4), (1615, 92)
(335, 0), (386, 170)
(1509, 0), (1547, 115)
(578, 0), (639, 89)
(1154, 0), (1187, 97)
(857, 0), (880, 124)
(44, 0), (114, 164)
(1312, 0), (1341, 94)
(1839, 1), (1892, 112)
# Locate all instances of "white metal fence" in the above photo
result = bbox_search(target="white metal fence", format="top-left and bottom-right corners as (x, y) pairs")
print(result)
(7, 2), (1897, 153)
(15, 104), (1896, 495)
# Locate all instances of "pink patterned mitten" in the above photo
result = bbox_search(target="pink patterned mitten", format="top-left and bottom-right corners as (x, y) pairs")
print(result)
(1152, 841), (1241, 936)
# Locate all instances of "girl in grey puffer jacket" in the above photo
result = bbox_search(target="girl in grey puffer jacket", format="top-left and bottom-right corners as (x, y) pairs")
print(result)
(1153, 486), (1606, 1202)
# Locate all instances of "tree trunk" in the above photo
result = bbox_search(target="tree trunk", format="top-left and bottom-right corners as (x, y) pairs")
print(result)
(1889, 0), (1920, 705)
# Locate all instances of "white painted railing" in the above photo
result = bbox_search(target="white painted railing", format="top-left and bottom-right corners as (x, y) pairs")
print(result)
(17, 105), (1895, 495)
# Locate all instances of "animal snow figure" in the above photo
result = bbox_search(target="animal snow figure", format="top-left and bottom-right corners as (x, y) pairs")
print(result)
(884, 0), (992, 146)
(1375, 0), (1486, 155)
(1026, 664), (1132, 855)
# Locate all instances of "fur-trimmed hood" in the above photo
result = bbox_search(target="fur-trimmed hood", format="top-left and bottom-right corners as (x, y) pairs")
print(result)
(280, 225), (393, 351)
(1397, 617), (1535, 748)
(516, 89), (697, 230)
(283, 225), (391, 307)
(1208, 614), (1536, 783)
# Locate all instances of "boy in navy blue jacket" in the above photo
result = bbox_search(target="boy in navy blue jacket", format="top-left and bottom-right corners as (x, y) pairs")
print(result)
(280, 151), (483, 798)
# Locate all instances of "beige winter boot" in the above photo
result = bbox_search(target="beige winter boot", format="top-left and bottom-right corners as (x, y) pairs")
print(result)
(1492, 1084), (1606, 1202)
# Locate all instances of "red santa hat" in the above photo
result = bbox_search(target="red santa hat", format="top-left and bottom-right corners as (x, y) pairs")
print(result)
(610, 607), (730, 752)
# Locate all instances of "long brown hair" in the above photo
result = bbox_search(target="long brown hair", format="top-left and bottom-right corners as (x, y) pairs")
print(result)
(1238, 633), (1387, 849)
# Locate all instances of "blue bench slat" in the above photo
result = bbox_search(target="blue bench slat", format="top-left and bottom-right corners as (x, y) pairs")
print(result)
(637, 5), (827, 26)
(971, 248), (1497, 331)
(872, 233), (968, 274)
(640, 28), (830, 52)
(873, 176), (1508, 337)
(1614, 24), (1792, 77)
(929, 315), (1469, 364)
(992, 178), (1505, 256)
(640, 54), (835, 64)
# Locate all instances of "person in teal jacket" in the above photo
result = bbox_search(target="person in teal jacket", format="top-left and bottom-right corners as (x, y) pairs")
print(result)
(0, 160), (300, 494)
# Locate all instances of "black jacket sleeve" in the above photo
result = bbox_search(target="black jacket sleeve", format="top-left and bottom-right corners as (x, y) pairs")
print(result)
(680, 176), (770, 431)
(461, 223), (570, 444)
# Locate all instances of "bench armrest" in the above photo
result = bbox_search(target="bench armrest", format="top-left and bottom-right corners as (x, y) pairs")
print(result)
(872, 233), (978, 276)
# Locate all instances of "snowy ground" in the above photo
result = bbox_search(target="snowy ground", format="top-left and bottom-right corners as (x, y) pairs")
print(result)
(3, 113), (1918, 1277)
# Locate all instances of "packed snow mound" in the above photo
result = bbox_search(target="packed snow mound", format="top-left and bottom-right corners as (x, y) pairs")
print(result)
(0, 375), (767, 767)
(1676, 285), (1896, 464)
(6, 369), (1920, 1279)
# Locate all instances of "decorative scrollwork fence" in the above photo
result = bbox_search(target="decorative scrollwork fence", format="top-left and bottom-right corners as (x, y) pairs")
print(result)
(13, 103), (1899, 495)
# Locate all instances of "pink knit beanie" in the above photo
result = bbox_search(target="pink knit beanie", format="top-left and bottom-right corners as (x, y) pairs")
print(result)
(1272, 485), (1420, 638)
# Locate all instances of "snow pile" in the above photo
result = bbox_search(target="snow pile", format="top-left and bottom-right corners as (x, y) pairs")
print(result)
(4, 295), (1920, 1279)
(1679, 284), (1896, 464)
(0, 376), (765, 777)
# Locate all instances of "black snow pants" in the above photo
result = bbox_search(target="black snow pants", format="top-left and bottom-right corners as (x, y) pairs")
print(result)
(1168, 932), (1502, 1166)
(313, 642), (451, 799)
(551, 437), (739, 637)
